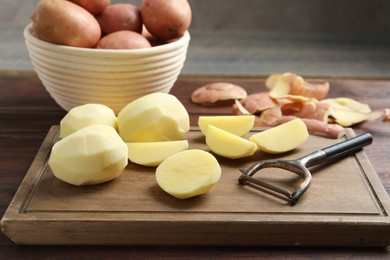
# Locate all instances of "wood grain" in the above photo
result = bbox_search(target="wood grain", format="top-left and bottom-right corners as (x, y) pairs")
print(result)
(2, 126), (390, 246)
(1, 73), (390, 257)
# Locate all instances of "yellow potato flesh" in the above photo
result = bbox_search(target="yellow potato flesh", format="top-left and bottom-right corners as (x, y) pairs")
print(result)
(127, 140), (189, 167)
(250, 118), (309, 154)
(60, 103), (117, 138)
(198, 115), (255, 136)
(156, 149), (221, 199)
(117, 93), (190, 142)
(205, 125), (257, 159)
(48, 125), (128, 186)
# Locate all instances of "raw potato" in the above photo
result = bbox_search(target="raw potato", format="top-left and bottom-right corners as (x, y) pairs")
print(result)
(250, 118), (309, 154)
(60, 103), (117, 138)
(96, 4), (143, 35)
(198, 115), (255, 136)
(142, 25), (166, 46)
(206, 125), (257, 159)
(127, 140), (189, 167)
(117, 93), (190, 142)
(68, 0), (110, 15)
(48, 125), (128, 186)
(141, 0), (192, 41)
(96, 31), (151, 50)
(31, 0), (101, 48)
(156, 149), (221, 199)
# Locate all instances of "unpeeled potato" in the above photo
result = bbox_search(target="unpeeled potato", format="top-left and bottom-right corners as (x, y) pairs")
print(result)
(31, 0), (101, 48)
(96, 31), (151, 50)
(68, 0), (110, 15)
(141, 0), (192, 41)
(96, 4), (143, 35)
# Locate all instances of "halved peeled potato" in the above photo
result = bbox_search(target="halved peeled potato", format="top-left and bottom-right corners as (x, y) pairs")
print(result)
(156, 149), (221, 199)
(205, 125), (257, 159)
(250, 118), (309, 154)
(127, 140), (189, 167)
(198, 115), (255, 136)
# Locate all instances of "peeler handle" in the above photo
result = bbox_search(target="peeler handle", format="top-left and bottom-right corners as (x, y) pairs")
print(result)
(321, 133), (373, 159)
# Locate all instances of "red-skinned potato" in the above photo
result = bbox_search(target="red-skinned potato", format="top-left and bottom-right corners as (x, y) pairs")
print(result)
(96, 4), (143, 35)
(141, 0), (192, 41)
(68, 0), (110, 15)
(96, 31), (151, 50)
(142, 25), (167, 47)
(31, 0), (101, 48)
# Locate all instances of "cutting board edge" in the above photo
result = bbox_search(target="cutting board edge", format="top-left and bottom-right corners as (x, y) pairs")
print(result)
(2, 125), (390, 247)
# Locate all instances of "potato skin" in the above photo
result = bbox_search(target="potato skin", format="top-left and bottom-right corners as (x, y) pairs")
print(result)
(31, 0), (101, 48)
(68, 0), (110, 15)
(142, 25), (167, 47)
(96, 4), (143, 35)
(141, 0), (191, 41)
(96, 31), (152, 50)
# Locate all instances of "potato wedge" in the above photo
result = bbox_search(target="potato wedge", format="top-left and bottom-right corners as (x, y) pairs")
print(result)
(206, 125), (257, 159)
(250, 118), (309, 154)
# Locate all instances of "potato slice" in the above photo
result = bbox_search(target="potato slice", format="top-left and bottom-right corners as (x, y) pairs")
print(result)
(250, 118), (309, 154)
(117, 93), (190, 142)
(206, 125), (257, 159)
(127, 140), (189, 167)
(48, 125), (128, 186)
(198, 115), (255, 136)
(156, 149), (221, 199)
(60, 103), (117, 138)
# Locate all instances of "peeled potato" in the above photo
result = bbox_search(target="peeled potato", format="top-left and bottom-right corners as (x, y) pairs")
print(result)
(48, 125), (128, 186)
(31, 0), (101, 48)
(60, 103), (117, 138)
(250, 118), (309, 154)
(156, 149), (221, 199)
(206, 125), (257, 159)
(141, 0), (192, 41)
(198, 115), (255, 136)
(127, 140), (188, 167)
(117, 93), (190, 142)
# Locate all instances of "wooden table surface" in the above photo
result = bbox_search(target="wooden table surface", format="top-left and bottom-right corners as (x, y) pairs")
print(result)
(1, 72), (390, 258)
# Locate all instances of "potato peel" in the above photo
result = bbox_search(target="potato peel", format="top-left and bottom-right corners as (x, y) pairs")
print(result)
(191, 82), (247, 104)
(233, 72), (389, 138)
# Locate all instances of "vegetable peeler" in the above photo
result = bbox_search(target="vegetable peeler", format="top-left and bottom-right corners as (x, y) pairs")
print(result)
(238, 133), (373, 205)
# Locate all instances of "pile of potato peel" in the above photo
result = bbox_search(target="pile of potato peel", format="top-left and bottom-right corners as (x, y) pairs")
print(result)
(192, 72), (390, 139)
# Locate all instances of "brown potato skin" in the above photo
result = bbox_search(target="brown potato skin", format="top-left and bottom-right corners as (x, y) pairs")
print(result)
(31, 0), (101, 48)
(141, 0), (191, 41)
(96, 4), (143, 35)
(68, 0), (110, 15)
(96, 31), (152, 50)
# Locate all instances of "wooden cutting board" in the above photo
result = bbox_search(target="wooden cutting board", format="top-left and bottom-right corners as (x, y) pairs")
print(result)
(1, 126), (390, 246)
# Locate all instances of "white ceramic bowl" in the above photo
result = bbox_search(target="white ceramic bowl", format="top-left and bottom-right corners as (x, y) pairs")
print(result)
(24, 23), (190, 114)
